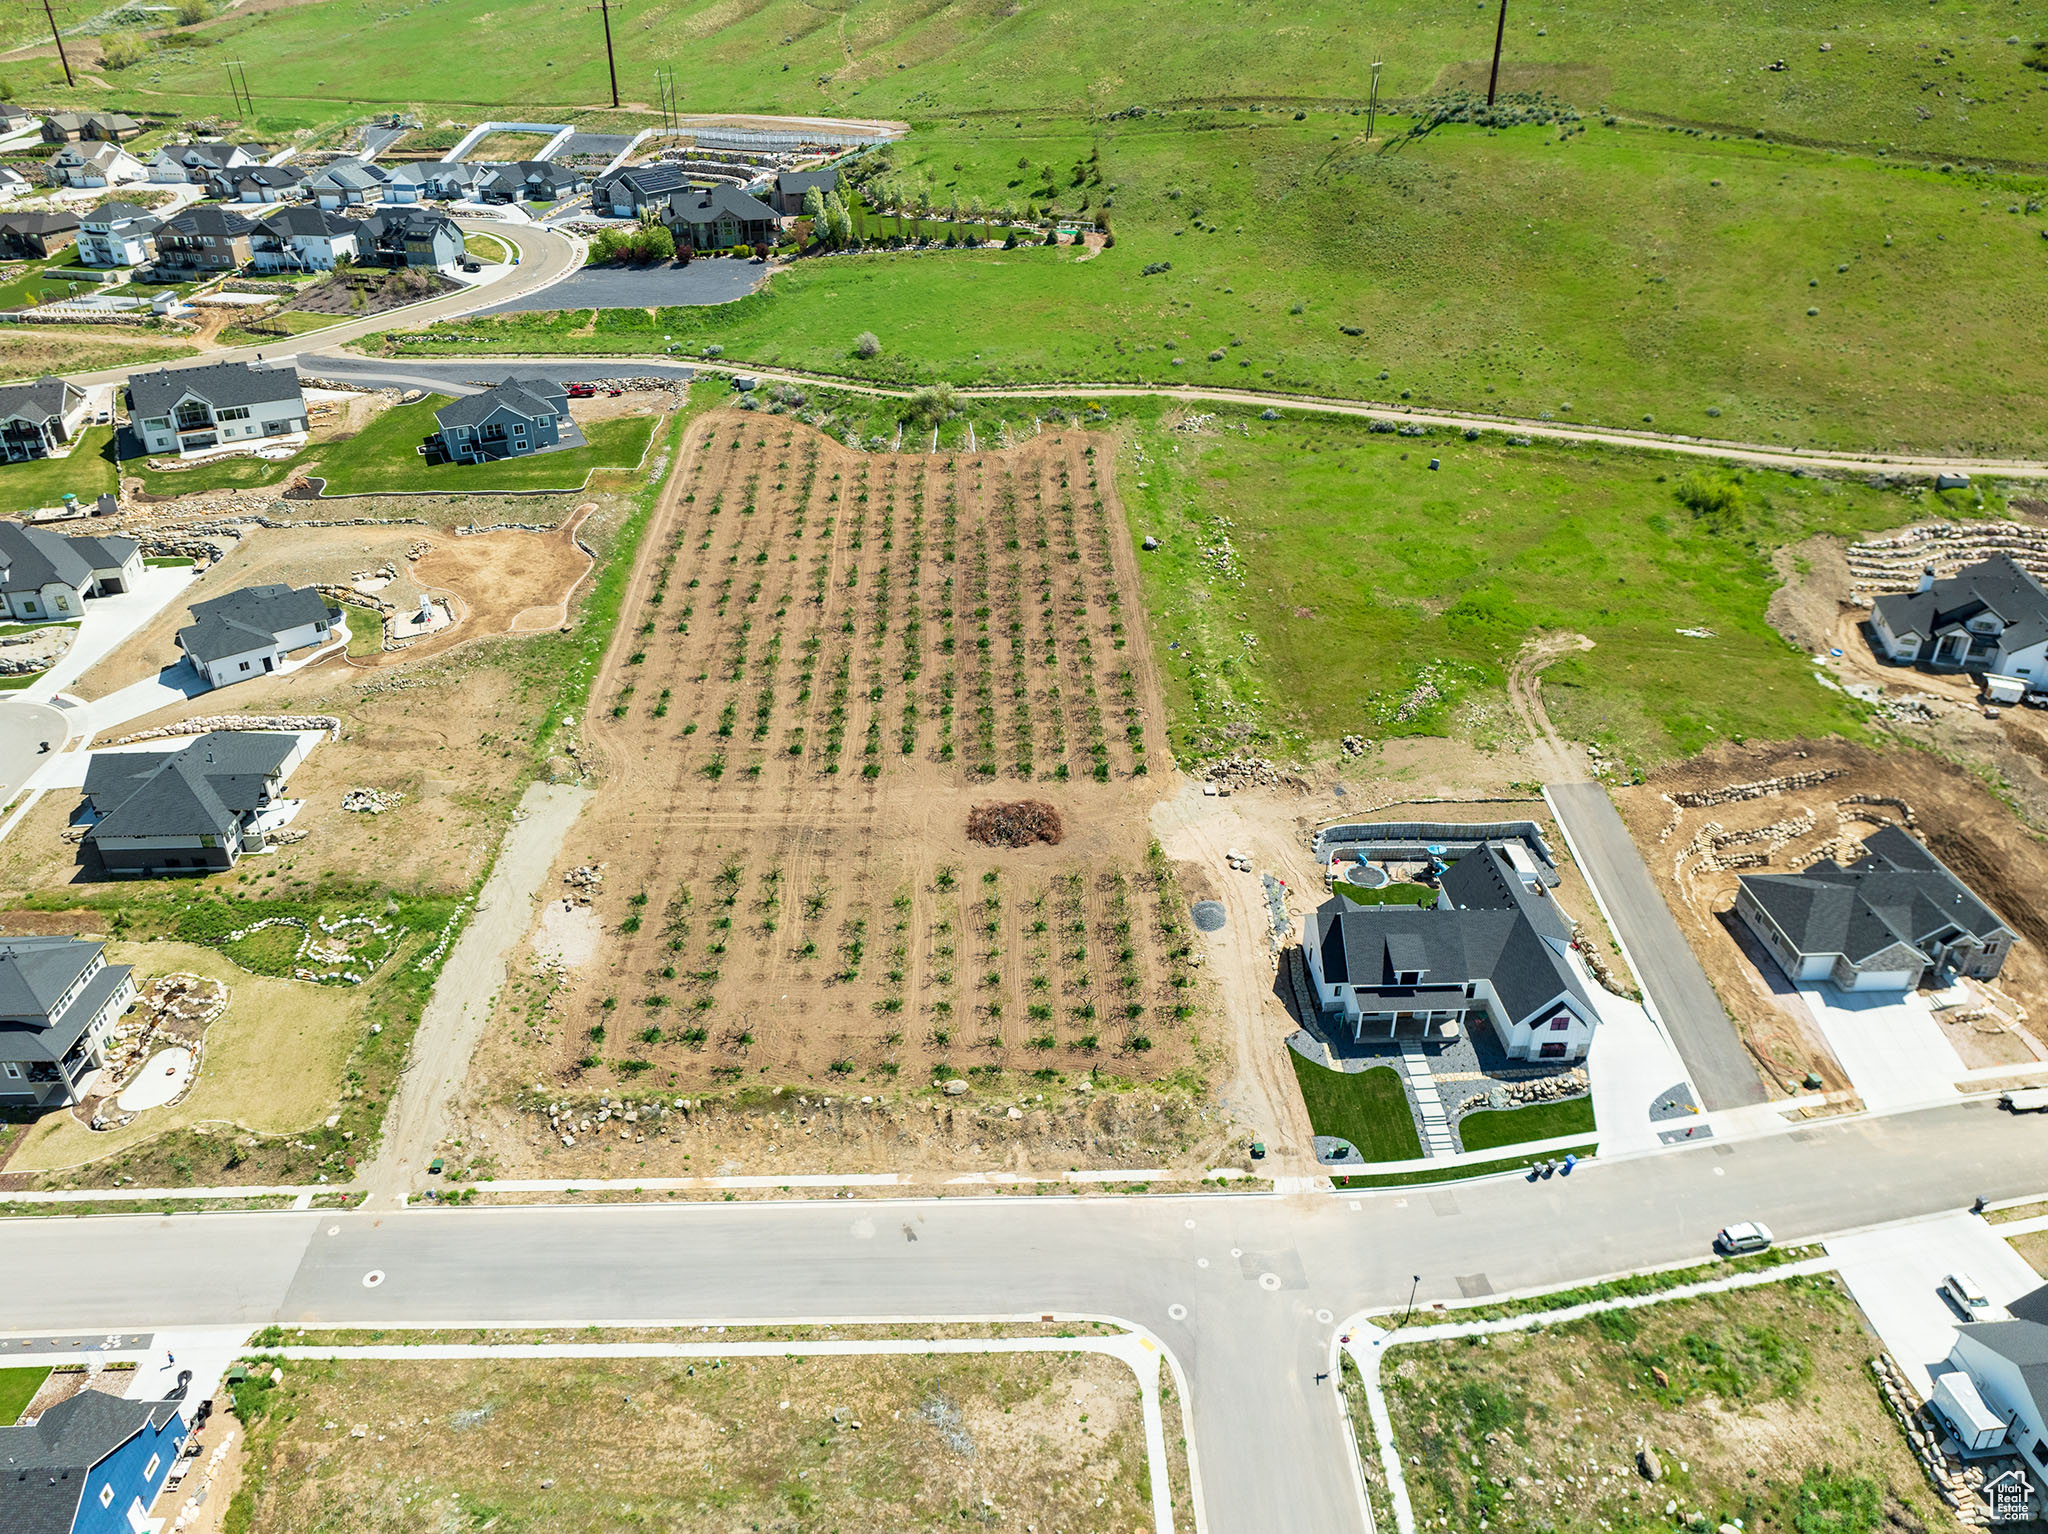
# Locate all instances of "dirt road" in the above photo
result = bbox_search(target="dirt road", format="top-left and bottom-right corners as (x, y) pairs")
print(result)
(361, 780), (594, 1196)
(1506, 632), (1595, 783)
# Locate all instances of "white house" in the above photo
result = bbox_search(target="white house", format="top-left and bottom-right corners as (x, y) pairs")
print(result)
(126, 360), (307, 458)
(0, 937), (137, 1108)
(0, 375), (93, 463)
(303, 156), (387, 210)
(147, 140), (264, 185)
(175, 582), (341, 688)
(1302, 843), (1600, 1062)
(1735, 825), (2018, 992)
(75, 201), (160, 267)
(251, 203), (359, 272)
(1869, 555), (2048, 684)
(45, 141), (148, 189)
(0, 520), (143, 622)
(1947, 1286), (2048, 1504)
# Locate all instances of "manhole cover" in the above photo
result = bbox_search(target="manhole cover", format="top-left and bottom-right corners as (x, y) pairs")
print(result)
(1192, 901), (1226, 932)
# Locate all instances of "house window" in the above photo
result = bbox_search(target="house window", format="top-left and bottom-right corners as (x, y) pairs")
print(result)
(2, 1062), (20, 1078)
(145, 1455), (160, 1480)
(217, 406), (250, 422)
(101, 1485), (114, 1509)
(239, 660), (251, 672)
(1550, 1017), (1570, 1030)
(174, 400), (212, 431)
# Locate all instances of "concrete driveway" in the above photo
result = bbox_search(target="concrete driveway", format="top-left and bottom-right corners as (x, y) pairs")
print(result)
(1829, 1211), (2044, 1392)
(1803, 983), (1967, 1114)
(14, 564), (196, 705)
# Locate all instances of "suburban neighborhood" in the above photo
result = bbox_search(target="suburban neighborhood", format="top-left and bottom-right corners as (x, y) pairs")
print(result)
(1, 6), (2047, 1533)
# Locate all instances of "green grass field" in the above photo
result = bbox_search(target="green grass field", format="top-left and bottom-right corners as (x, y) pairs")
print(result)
(1119, 399), (1976, 765)
(394, 115), (2048, 455)
(54, 0), (2048, 166)
(1457, 1094), (1597, 1152)
(1289, 1054), (1424, 1162)
(131, 398), (659, 498)
(0, 426), (119, 514)
(0, 1366), (48, 1425)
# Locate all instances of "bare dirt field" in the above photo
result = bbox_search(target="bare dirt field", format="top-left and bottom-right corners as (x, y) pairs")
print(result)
(1612, 738), (2048, 1096)
(215, 1351), (1149, 1534)
(461, 416), (1237, 1178)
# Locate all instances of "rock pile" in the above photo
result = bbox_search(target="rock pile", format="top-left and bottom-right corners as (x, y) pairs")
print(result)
(1205, 756), (1286, 790)
(563, 864), (604, 902)
(1340, 735), (1368, 757)
(341, 787), (404, 814)
(1871, 1352), (2002, 1525)
(110, 714), (342, 746)
(1845, 522), (2048, 596)
(1668, 769), (1841, 809)
(1456, 1068), (1589, 1116)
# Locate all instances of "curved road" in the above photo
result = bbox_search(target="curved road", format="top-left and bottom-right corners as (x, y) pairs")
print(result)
(7, 1101), (2046, 1534)
(0, 698), (66, 801)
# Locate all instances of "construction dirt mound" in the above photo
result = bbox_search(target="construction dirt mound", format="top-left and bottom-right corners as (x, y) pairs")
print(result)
(967, 800), (1067, 848)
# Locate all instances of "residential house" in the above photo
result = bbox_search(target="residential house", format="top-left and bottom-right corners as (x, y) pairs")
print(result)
(302, 156), (387, 209)
(660, 183), (780, 251)
(358, 206), (462, 269)
(1303, 842), (1601, 1061)
(383, 160), (484, 203)
(427, 378), (571, 464)
(1947, 1283), (2048, 1500)
(591, 162), (699, 217)
(45, 141), (148, 189)
(0, 164), (33, 201)
(80, 729), (314, 874)
(211, 163), (305, 203)
(251, 203), (358, 272)
(0, 376), (92, 463)
(0, 520), (142, 620)
(126, 360), (307, 457)
(152, 204), (258, 274)
(0, 1389), (187, 1532)
(0, 104), (37, 134)
(0, 936), (137, 1107)
(40, 111), (143, 144)
(1868, 555), (2048, 686)
(147, 139), (265, 185)
(175, 583), (341, 687)
(1735, 825), (2017, 992)
(0, 209), (79, 258)
(474, 159), (584, 204)
(74, 201), (160, 267)
(768, 166), (838, 215)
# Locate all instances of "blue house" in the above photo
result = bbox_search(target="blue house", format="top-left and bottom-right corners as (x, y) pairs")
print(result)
(0, 1391), (188, 1534)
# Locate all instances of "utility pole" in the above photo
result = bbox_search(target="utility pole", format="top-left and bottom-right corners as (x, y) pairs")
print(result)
(1486, 0), (1509, 106)
(41, 0), (74, 89)
(1365, 60), (1383, 140)
(599, 0), (620, 109)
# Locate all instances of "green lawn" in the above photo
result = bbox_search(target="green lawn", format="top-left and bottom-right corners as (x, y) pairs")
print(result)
(388, 115), (2048, 455)
(1337, 881), (1438, 908)
(1457, 1095), (1597, 1153)
(130, 398), (660, 498)
(90, 0), (2048, 166)
(1333, 1143), (1598, 1189)
(0, 426), (119, 514)
(463, 231), (511, 264)
(0, 1366), (48, 1425)
(1289, 1054), (1423, 1162)
(1122, 399), (1962, 766)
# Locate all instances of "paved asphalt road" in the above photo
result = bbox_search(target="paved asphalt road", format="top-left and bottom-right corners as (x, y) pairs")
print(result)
(478, 255), (763, 314)
(309, 356), (695, 395)
(0, 698), (66, 800)
(9, 1102), (2043, 1533)
(1549, 780), (1767, 1110)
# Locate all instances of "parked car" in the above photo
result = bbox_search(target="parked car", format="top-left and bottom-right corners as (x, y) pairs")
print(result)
(1941, 1270), (1996, 1319)
(566, 382), (597, 398)
(459, 259), (482, 273)
(1714, 1221), (1774, 1255)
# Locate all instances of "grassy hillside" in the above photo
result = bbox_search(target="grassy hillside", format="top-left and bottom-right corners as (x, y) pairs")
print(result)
(399, 113), (2048, 455)
(1121, 400), (1981, 766)
(30, 0), (2048, 166)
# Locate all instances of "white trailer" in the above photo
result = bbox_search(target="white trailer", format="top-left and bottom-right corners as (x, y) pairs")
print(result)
(1983, 674), (2028, 706)
(1930, 1370), (2009, 1453)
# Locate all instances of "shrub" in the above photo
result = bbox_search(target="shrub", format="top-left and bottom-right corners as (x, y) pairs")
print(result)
(853, 330), (881, 359)
(98, 31), (150, 68)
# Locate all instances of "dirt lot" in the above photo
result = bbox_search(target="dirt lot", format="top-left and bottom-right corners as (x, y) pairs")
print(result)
(1612, 738), (2048, 1096)
(461, 416), (1237, 1177)
(1383, 1275), (1952, 1534)
(210, 1351), (1150, 1534)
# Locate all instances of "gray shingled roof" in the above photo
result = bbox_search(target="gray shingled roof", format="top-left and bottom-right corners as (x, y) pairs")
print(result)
(307, 156), (386, 189)
(0, 211), (79, 238)
(0, 1390), (182, 1534)
(83, 731), (299, 849)
(433, 377), (566, 431)
(160, 205), (257, 240)
(257, 204), (355, 239)
(126, 360), (303, 421)
(1738, 826), (2014, 965)
(0, 520), (93, 596)
(62, 533), (138, 572)
(82, 201), (153, 228)
(225, 165), (303, 190)
(1311, 844), (1591, 1025)
(776, 168), (838, 199)
(0, 935), (99, 1017)
(0, 377), (82, 428)
(1956, 1312), (2048, 1425)
(664, 183), (780, 226)
(1872, 555), (2048, 652)
(175, 582), (333, 665)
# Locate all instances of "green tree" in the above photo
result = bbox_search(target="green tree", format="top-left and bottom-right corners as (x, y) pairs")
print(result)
(801, 184), (825, 223)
